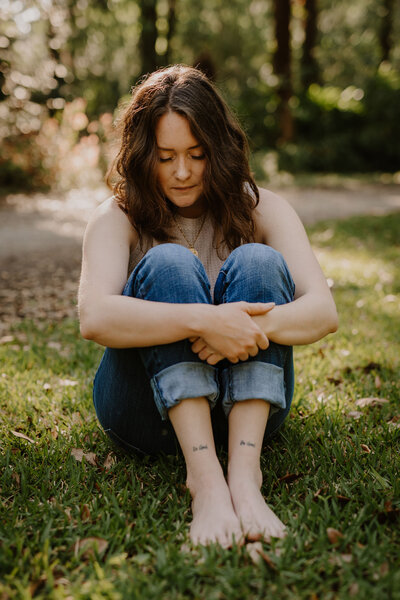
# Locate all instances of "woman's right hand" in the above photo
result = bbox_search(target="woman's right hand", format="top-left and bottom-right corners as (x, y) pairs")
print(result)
(191, 302), (275, 364)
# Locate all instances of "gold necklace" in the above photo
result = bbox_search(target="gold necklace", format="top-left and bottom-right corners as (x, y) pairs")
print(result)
(172, 213), (207, 257)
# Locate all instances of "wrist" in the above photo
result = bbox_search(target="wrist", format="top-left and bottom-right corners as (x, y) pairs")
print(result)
(186, 303), (213, 338)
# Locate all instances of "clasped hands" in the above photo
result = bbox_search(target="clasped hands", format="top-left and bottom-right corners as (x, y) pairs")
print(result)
(189, 301), (275, 365)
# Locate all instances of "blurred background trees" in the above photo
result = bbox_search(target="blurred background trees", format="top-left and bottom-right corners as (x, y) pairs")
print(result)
(1, 0), (399, 191)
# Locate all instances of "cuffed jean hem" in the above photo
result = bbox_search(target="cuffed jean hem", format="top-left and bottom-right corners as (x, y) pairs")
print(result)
(220, 361), (286, 418)
(150, 361), (219, 421)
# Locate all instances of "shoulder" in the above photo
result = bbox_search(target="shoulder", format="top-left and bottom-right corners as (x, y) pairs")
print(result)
(253, 186), (304, 245)
(84, 196), (138, 248)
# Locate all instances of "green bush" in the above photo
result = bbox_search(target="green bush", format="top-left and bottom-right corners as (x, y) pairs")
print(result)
(278, 64), (400, 173)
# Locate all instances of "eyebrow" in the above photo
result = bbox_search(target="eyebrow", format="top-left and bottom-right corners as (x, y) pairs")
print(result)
(157, 144), (202, 151)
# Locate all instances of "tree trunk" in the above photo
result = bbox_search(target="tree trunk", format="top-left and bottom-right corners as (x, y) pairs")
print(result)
(139, 0), (158, 75)
(272, 0), (294, 142)
(164, 0), (177, 65)
(301, 0), (319, 88)
(379, 0), (394, 62)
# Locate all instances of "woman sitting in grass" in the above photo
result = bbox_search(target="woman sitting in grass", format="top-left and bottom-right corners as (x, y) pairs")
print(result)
(78, 64), (338, 548)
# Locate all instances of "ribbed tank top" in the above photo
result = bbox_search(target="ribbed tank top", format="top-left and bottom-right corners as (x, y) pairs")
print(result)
(127, 212), (230, 297)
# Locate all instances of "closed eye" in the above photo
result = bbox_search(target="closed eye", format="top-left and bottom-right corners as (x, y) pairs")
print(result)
(191, 154), (205, 160)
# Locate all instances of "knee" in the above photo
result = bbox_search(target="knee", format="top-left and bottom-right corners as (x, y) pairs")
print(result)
(143, 243), (198, 276)
(223, 243), (295, 302)
(130, 244), (211, 302)
(231, 243), (291, 279)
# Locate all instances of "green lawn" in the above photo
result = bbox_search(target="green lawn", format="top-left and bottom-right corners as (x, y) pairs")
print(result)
(1, 213), (399, 600)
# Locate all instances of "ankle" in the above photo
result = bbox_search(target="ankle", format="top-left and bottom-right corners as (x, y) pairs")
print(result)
(186, 458), (225, 496)
(227, 457), (263, 489)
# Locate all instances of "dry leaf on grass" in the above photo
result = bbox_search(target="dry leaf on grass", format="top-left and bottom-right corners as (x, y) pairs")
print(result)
(326, 527), (344, 544)
(103, 452), (116, 470)
(360, 444), (371, 453)
(355, 397), (389, 408)
(80, 504), (91, 522)
(11, 430), (36, 444)
(347, 411), (362, 419)
(70, 448), (97, 466)
(246, 542), (277, 569)
(74, 537), (108, 559)
(0, 335), (14, 344)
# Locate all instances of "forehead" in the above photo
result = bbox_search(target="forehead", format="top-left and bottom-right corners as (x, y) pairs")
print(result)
(155, 111), (200, 149)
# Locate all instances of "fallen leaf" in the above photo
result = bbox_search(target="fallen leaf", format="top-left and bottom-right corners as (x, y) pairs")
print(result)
(71, 448), (97, 466)
(355, 397), (389, 408)
(341, 553), (353, 563)
(74, 537), (108, 559)
(59, 378), (78, 387)
(360, 444), (371, 453)
(347, 411), (362, 419)
(326, 527), (344, 544)
(246, 542), (276, 570)
(375, 375), (382, 389)
(11, 430), (36, 444)
(80, 504), (91, 522)
(103, 452), (115, 470)
(0, 335), (14, 344)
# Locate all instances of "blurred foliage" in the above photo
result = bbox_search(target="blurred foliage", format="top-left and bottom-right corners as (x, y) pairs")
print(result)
(0, 0), (399, 191)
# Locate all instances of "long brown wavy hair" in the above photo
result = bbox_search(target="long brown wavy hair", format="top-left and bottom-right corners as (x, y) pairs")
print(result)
(107, 64), (259, 251)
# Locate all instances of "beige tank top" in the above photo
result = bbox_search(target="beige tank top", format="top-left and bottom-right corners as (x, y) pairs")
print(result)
(127, 212), (230, 297)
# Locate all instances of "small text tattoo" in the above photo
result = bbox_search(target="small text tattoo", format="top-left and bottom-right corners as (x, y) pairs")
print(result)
(192, 444), (208, 452)
(240, 440), (256, 447)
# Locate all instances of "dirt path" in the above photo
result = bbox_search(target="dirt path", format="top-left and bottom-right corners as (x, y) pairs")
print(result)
(1, 181), (399, 334)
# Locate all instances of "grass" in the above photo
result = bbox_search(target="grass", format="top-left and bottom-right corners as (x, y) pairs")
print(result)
(1, 212), (399, 600)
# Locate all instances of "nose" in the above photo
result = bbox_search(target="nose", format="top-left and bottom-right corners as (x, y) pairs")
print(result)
(174, 156), (191, 181)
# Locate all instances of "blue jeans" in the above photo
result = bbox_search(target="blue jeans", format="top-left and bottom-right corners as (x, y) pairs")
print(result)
(93, 243), (295, 455)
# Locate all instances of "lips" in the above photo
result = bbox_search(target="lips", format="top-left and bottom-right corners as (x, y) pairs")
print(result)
(173, 185), (195, 191)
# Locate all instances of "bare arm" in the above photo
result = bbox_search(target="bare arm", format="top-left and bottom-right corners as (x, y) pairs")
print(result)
(252, 188), (338, 345)
(78, 199), (202, 347)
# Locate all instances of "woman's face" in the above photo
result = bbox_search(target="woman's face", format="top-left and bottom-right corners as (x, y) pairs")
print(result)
(155, 111), (207, 217)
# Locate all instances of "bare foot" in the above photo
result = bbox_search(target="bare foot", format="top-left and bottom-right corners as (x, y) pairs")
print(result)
(188, 472), (244, 548)
(228, 470), (286, 542)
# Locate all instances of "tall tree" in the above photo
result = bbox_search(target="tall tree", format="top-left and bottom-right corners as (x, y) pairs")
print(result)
(379, 0), (394, 62)
(139, 0), (158, 75)
(164, 0), (177, 65)
(301, 0), (319, 88)
(272, 0), (293, 142)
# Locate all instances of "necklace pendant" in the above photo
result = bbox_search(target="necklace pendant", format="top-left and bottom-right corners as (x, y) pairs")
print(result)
(190, 247), (198, 257)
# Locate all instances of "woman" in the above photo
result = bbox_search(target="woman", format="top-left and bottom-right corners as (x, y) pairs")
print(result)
(78, 64), (338, 548)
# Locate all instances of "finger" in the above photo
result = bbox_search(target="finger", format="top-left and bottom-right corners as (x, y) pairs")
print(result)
(255, 331), (269, 350)
(237, 353), (249, 361)
(191, 340), (207, 353)
(248, 346), (259, 357)
(189, 336), (199, 343)
(244, 302), (276, 316)
(198, 349), (214, 361)
(207, 353), (224, 365)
